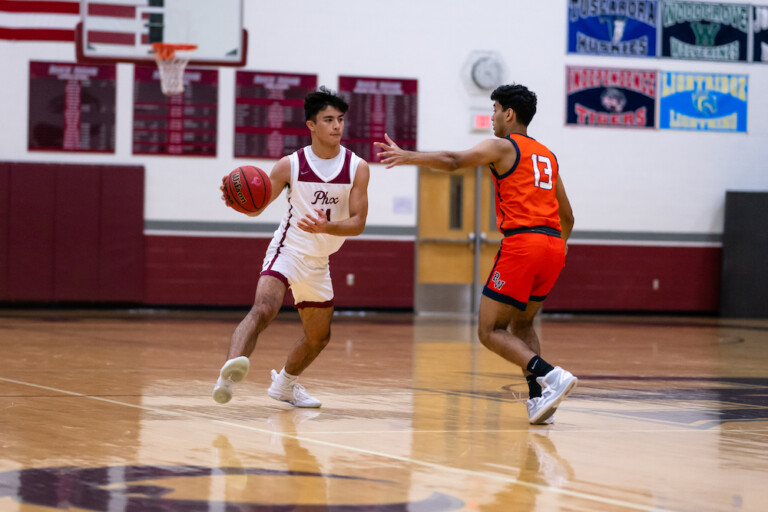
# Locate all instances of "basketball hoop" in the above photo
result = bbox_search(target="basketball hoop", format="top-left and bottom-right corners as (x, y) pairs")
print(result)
(152, 43), (197, 95)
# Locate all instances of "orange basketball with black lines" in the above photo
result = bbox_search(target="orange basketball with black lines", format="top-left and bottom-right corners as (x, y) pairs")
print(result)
(225, 166), (271, 214)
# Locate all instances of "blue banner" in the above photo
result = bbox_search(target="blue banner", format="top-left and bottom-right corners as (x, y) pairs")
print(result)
(661, 1), (749, 61)
(566, 66), (656, 128)
(568, 0), (658, 56)
(754, 6), (768, 62)
(659, 71), (748, 132)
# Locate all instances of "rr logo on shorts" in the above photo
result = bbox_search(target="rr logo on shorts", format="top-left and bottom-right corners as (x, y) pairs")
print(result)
(492, 271), (505, 291)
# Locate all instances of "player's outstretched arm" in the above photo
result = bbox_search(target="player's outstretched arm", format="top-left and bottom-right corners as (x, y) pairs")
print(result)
(297, 161), (370, 236)
(374, 133), (507, 171)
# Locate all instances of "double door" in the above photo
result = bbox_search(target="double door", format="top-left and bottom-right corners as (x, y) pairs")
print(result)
(416, 166), (502, 314)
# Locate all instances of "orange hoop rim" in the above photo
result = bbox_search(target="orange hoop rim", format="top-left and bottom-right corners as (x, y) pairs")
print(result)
(152, 42), (198, 60)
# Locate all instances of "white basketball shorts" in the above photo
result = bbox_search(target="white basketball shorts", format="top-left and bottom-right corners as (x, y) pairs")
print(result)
(260, 247), (334, 308)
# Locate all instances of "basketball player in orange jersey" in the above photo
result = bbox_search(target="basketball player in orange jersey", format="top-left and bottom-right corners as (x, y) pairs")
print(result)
(213, 86), (370, 408)
(375, 84), (576, 424)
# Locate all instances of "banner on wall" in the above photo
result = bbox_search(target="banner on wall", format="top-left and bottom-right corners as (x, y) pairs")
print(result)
(754, 6), (768, 62)
(337, 76), (417, 162)
(566, 66), (656, 128)
(133, 66), (218, 156)
(661, 1), (749, 61)
(233, 71), (317, 159)
(659, 71), (748, 132)
(28, 61), (116, 153)
(567, 0), (658, 56)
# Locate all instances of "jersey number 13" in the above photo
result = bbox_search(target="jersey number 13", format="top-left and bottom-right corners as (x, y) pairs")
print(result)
(531, 154), (553, 190)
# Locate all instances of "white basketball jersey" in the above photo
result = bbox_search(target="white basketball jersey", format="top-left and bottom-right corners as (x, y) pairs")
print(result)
(267, 145), (361, 260)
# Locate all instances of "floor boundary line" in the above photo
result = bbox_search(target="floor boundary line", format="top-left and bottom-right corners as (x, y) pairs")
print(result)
(0, 376), (665, 512)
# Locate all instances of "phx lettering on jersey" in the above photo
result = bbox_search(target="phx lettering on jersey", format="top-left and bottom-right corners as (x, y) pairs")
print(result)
(311, 191), (340, 205)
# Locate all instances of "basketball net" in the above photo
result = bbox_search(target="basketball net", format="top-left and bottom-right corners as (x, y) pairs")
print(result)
(152, 43), (197, 95)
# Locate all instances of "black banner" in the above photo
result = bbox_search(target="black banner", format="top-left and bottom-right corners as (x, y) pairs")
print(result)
(566, 66), (656, 128)
(661, 1), (749, 61)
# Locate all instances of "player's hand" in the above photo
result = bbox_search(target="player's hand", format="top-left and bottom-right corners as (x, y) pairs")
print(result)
(374, 133), (407, 169)
(297, 209), (329, 234)
(220, 176), (235, 207)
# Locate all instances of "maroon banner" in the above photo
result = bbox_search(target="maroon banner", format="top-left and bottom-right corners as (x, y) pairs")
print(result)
(338, 76), (418, 162)
(234, 71), (317, 159)
(28, 61), (116, 153)
(133, 65), (218, 156)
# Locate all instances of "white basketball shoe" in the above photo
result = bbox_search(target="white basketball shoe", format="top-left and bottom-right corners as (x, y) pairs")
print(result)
(267, 369), (321, 408)
(212, 356), (250, 404)
(527, 397), (555, 425)
(527, 367), (578, 424)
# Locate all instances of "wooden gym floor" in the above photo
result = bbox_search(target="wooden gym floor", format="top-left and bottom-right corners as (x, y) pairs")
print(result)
(0, 308), (767, 511)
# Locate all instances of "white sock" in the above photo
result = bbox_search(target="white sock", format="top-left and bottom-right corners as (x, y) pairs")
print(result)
(280, 368), (298, 382)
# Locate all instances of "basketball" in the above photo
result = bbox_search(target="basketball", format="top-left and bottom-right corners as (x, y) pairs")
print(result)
(224, 166), (271, 214)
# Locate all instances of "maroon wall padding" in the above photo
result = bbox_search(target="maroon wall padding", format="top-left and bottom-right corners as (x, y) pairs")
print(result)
(145, 236), (269, 306)
(331, 239), (414, 308)
(54, 165), (101, 301)
(0, 163), (9, 300)
(99, 165), (144, 302)
(546, 244), (721, 312)
(2, 162), (144, 304)
(7, 163), (57, 301)
(145, 236), (415, 308)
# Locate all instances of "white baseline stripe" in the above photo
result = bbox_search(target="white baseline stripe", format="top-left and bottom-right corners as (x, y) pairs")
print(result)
(85, 16), (146, 32)
(0, 376), (664, 512)
(0, 12), (79, 29)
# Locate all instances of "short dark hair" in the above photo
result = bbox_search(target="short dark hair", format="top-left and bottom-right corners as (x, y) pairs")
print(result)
(490, 84), (537, 126)
(304, 86), (349, 121)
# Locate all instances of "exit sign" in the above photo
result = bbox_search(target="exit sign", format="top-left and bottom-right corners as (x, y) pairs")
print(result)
(471, 109), (491, 132)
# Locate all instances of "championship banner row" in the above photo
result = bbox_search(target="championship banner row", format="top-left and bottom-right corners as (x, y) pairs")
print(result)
(569, 0), (768, 61)
(567, 66), (748, 132)
(27, 62), (418, 158)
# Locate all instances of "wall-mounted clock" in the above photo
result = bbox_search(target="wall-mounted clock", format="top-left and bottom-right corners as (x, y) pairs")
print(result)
(470, 55), (503, 90)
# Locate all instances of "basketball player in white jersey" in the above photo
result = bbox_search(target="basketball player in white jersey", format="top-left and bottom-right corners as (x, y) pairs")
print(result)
(213, 86), (370, 407)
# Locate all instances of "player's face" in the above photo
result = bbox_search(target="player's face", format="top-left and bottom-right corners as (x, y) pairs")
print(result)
(491, 101), (506, 137)
(308, 106), (345, 145)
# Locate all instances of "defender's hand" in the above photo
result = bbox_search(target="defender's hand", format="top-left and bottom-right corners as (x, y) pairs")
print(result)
(374, 133), (407, 169)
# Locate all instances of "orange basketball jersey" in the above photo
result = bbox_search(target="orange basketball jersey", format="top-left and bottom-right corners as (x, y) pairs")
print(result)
(489, 134), (561, 235)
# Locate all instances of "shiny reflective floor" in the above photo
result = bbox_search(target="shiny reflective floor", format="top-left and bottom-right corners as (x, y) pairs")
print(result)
(1, 309), (767, 511)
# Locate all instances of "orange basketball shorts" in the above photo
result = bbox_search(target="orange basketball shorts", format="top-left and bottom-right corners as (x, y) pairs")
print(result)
(482, 233), (566, 311)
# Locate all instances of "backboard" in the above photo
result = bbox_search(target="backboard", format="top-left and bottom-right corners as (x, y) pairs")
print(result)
(75, 0), (247, 66)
